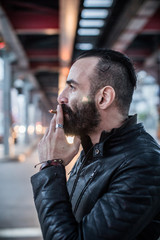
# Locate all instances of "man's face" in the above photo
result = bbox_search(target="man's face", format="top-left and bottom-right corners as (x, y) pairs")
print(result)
(58, 57), (101, 136)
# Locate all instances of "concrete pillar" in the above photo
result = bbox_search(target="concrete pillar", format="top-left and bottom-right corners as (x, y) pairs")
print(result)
(3, 52), (11, 156)
(33, 93), (40, 136)
(23, 82), (31, 144)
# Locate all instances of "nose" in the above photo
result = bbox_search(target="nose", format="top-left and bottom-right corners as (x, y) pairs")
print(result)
(57, 90), (68, 104)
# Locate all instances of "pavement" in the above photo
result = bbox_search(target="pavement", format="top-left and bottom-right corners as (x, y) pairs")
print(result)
(0, 139), (43, 240)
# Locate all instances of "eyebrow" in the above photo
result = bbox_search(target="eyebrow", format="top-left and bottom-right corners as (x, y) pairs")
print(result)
(66, 79), (80, 86)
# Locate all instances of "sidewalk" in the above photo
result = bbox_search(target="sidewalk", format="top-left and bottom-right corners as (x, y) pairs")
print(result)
(0, 140), (43, 240)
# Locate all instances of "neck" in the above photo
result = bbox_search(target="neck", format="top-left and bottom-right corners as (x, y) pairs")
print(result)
(88, 109), (127, 145)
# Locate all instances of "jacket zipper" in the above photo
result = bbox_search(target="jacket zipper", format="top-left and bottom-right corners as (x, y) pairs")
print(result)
(69, 160), (85, 201)
(73, 169), (97, 215)
(70, 146), (95, 201)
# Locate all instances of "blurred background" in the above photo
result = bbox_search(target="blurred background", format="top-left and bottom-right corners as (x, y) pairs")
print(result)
(0, 0), (160, 239)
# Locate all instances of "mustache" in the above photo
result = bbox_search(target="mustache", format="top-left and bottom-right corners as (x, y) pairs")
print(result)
(61, 104), (73, 115)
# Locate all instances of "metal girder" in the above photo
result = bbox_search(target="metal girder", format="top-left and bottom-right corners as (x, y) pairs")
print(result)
(26, 49), (58, 60)
(59, 0), (80, 67)
(105, 0), (160, 52)
(30, 61), (59, 70)
(143, 8), (160, 33)
(125, 49), (152, 59)
(144, 48), (160, 67)
(8, 11), (59, 31)
(5, 1), (57, 13)
(59, 0), (80, 94)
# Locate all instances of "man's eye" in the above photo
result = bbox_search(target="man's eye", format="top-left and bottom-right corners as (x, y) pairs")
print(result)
(69, 84), (75, 90)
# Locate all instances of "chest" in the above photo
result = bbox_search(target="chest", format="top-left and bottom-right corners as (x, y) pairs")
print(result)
(67, 155), (123, 222)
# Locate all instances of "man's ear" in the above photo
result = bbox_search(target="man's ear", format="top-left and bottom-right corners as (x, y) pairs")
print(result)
(96, 86), (115, 110)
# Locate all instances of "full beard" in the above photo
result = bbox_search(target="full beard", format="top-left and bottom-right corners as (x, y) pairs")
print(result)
(62, 100), (101, 137)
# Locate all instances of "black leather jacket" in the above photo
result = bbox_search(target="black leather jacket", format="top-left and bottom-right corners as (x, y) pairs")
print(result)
(31, 116), (160, 240)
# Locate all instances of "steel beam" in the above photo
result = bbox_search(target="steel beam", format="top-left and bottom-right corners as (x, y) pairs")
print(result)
(143, 8), (160, 33)
(105, 0), (160, 52)
(8, 11), (59, 30)
(59, 0), (80, 94)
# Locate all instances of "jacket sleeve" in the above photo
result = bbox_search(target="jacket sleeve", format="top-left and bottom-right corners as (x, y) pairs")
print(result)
(31, 166), (79, 240)
(31, 152), (160, 240)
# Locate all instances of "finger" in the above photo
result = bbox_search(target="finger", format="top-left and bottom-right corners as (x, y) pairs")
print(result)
(47, 114), (57, 136)
(56, 104), (64, 130)
(42, 127), (49, 140)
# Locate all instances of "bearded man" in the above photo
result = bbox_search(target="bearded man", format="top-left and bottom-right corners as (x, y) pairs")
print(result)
(31, 49), (160, 240)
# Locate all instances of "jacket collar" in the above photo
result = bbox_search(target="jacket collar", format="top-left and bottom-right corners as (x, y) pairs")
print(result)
(81, 114), (137, 157)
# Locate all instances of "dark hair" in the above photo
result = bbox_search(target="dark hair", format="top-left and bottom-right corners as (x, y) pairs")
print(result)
(76, 49), (137, 115)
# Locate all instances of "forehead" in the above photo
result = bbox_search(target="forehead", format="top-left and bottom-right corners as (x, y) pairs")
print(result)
(68, 57), (99, 83)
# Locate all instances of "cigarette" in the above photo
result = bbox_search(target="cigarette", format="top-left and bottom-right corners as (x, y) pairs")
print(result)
(48, 109), (57, 114)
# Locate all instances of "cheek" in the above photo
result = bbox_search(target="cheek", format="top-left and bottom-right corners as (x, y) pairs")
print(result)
(69, 91), (90, 111)
(81, 96), (90, 103)
(70, 98), (79, 112)
(69, 94), (81, 109)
